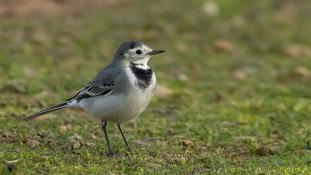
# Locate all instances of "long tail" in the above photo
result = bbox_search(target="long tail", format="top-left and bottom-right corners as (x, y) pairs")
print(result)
(23, 101), (76, 121)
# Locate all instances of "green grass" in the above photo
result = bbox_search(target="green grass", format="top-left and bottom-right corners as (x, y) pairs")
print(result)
(1, 0), (311, 174)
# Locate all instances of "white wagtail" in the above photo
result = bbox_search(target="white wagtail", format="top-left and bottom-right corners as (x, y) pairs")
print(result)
(24, 40), (165, 154)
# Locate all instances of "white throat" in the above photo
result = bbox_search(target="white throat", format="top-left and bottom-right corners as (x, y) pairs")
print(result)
(130, 57), (150, 70)
(131, 62), (150, 70)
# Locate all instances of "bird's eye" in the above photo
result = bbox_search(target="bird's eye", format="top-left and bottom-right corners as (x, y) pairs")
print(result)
(136, 50), (142, 55)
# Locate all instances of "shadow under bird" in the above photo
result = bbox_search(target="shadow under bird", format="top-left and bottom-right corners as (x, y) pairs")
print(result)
(24, 40), (165, 154)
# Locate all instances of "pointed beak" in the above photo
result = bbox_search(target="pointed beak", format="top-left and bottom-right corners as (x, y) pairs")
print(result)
(148, 49), (165, 55)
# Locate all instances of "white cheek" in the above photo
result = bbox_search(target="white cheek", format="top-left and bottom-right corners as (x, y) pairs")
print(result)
(134, 57), (150, 67)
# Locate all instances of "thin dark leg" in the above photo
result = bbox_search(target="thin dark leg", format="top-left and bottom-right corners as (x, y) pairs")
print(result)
(117, 124), (131, 152)
(101, 120), (112, 154)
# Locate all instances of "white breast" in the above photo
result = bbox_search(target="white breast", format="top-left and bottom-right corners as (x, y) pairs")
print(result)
(79, 67), (156, 123)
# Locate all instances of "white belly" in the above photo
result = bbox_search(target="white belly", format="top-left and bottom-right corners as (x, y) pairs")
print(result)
(79, 69), (156, 123)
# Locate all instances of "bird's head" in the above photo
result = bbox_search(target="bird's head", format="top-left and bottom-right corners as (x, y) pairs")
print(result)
(113, 40), (165, 66)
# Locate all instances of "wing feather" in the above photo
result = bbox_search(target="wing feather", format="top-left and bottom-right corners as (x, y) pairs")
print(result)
(68, 67), (120, 101)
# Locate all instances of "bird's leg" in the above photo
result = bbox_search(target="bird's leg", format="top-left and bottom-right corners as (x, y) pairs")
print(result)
(117, 124), (131, 152)
(101, 120), (113, 155)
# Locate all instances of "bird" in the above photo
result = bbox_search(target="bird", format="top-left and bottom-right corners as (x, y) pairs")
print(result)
(24, 40), (165, 154)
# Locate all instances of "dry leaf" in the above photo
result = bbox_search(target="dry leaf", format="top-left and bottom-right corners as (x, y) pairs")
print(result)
(294, 66), (310, 78)
(91, 133), (98, 140)
(59, 124), (72, 133)
(256, 146), (274, 156)
(175, 42), (187, 52)
(69, 134), (83, 149)
(155, 84), (172, 98)
(282, 45), (311, 58)
(202, 1), (219, 16)
(178, 73), (188, 82)
(72, 141), (82, 149)
(85, 142), (96, 147)
(59, 125), (68, 133)
(1, 131), (17, 143)
(69, 133), (83, 142)
(24, 139), (40, 147)
(181, 139), (193, 147)
(232, 70), (247, 80)
(214, 39), (234, 52)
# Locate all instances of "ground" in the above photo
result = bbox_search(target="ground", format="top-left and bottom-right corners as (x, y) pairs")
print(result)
(0, 0), (311, 174)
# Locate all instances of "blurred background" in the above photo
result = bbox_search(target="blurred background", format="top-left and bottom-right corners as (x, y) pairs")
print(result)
(0, 0), (311, 174)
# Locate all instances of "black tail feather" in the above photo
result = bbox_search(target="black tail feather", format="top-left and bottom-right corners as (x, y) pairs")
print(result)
(23, 102), (70, 121)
